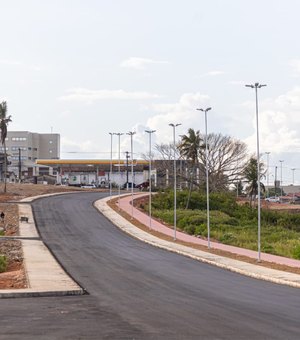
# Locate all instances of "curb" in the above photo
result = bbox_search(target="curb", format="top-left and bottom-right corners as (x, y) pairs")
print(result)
(95, 196), (300, 289)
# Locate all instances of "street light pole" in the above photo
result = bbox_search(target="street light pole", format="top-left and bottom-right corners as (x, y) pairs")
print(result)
(291, 168), (296, 203)
(145, 129), (156, 229)
(265, 152), (270, 198)
(127, 131), (136, 219)
(245, 82), (266, 262)
(109, 132), (116, 200)
(115, 133), (124, 209)
(197, 107), (212, 249)
(279, 160), (284, 200)
(169, 123), (182, 241)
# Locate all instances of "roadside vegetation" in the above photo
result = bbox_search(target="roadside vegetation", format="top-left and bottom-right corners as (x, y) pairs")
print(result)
(141, 190), (300, 260)
(139, 127), (300, 259)
(0, 255), (7, 273)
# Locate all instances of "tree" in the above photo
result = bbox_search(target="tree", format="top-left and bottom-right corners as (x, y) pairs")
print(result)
(154, 142), (180, 188)
(178, 128), (203, 208)
(243, 157), (265, 207)
(0, 101), (12, 193)
(198, 133), (248, 192)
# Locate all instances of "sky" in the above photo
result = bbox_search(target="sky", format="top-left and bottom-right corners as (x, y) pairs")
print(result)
(1, 0), (300, 185)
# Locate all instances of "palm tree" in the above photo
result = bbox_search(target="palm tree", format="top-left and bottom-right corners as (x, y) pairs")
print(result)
(178, 128), (202, 208)
(243, 157), (265, 207)
(0, 101), (12, 193)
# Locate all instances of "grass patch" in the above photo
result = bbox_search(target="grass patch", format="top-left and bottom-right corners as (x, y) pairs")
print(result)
(0, 255), (7, 273)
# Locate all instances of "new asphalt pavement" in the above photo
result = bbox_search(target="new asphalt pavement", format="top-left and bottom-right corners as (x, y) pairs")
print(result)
(0, 191), (299, 339)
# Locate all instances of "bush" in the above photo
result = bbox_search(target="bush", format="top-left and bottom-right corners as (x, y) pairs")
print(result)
(292, 244), (300, 259)
(0, 255), (7, 273)
(219, 232), (237, 244)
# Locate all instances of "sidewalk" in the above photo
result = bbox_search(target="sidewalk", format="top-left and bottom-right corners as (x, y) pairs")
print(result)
(0, 194), (84, 298)
(95, 193), (300, 289)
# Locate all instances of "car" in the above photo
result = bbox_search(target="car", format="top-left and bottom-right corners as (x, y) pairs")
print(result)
(136, 181), (149, 190)
(265, 196), (280, 203)
(122, 182), (136, 189)
(81, 184), (96, 189)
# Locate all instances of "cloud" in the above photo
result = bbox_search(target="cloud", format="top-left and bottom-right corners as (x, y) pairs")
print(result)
(145, 92), (211, 144)
(0, 59), (22, 66)
(243, 87), (300, 154)
(289, 59), (300, 76)
(198, 70), (225, 77)
(58, 88), (162, 102)
(228, 80), (247, 86)
(120, 57), (169, 70)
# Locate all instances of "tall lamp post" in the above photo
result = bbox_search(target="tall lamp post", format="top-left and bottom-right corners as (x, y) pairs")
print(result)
(279, 160), (284, 200)
(197, 107), (212, 249)
(245, 82), (266, 262)
(169, 123), (181, 241)
(265, 152), (270, 198)
(109, 132), (116, 200)
(115, 133), (124, 209)
(145, 129), (156, 229)
(127, 131), (136, 219)
(291, 168), (296, 203)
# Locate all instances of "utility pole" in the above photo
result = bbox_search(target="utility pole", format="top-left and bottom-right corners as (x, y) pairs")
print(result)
(125, 151), (130, 190)
(18, 148), (21, 182)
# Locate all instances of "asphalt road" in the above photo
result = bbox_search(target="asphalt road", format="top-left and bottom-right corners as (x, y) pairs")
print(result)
(0, 192), (300, 339)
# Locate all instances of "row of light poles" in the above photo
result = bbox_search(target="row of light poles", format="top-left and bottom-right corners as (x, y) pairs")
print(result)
(109, 111), (211, 245)
(109, 83), (265, 261)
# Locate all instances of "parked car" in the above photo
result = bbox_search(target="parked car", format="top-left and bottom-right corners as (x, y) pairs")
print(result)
(136, 181), (149, 190)
(122, 182), (136, 189)
(265, 196), (280, 203)
(81, 184), (96, 189)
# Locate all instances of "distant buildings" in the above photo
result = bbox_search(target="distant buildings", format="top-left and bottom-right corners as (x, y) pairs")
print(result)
(0, 131), (60, 179)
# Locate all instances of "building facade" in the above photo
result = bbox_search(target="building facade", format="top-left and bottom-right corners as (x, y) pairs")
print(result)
(2, 131), (60, 178)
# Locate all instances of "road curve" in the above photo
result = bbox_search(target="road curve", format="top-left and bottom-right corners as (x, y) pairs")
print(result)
(0, 192), (299, 339)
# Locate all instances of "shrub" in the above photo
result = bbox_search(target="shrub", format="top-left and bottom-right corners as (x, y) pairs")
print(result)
(0, 255), (7, 273)
(184, 225), (196, 235)
(292, 244), (300, 260)
(219, 232), (237, 244)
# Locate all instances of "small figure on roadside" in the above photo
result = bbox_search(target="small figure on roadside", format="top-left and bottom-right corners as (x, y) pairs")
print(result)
(0, 212), (5, 222)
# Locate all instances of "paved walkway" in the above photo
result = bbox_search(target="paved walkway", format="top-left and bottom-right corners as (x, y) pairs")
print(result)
(95, 193), (300, 289)
(0, 194), (84, 298)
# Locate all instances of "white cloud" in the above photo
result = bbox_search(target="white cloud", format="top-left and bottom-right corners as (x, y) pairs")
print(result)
(58, 88), (162, 102)
(243, 87), (300, 154)
(120, 57), (169, 70)
(145, 92), (211, 145)
(289, 59), (300, 76)
(198, 70), (225, 77)
(228, 80), (247, 86)
(0, 59), (21, 66)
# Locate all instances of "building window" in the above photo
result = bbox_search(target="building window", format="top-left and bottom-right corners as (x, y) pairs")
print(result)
(11, 146), (27, 151)
(11, 137), (27, 141)
(11, 156), (27, 160)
